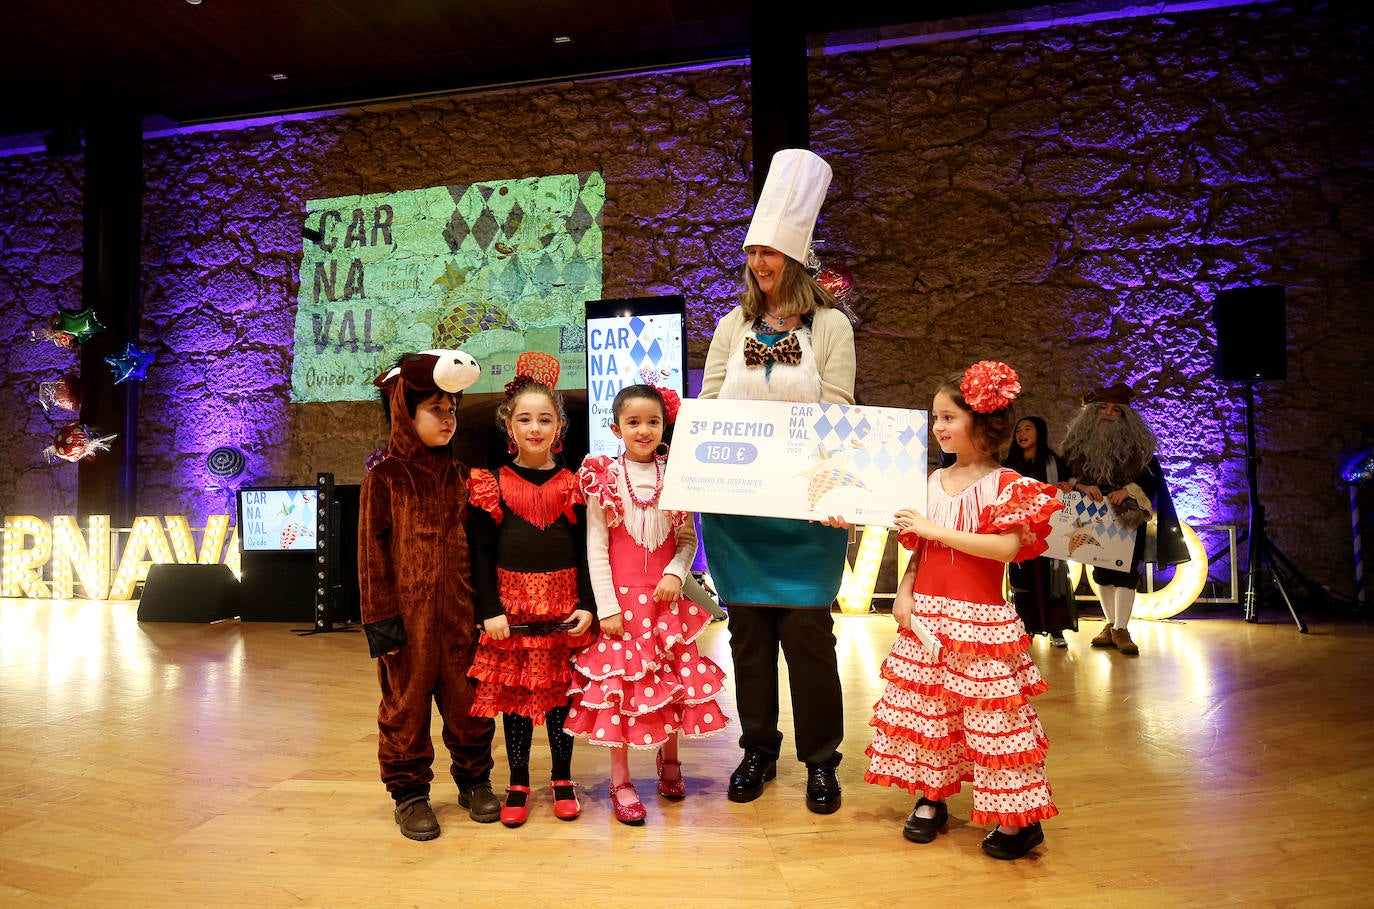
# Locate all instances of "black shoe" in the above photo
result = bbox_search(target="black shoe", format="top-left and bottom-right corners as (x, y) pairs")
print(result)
(804, 762), (841, 814)
(981, 821), (1045, 860)
(727, 749), (777, 803)
(902, 798), (948, 843)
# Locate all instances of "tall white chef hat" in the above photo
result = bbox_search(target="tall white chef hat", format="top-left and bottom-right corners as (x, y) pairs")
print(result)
(741, 148), (832, 265)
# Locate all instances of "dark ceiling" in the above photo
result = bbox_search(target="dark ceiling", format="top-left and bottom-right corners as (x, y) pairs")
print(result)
(0, 1), (1047, 142)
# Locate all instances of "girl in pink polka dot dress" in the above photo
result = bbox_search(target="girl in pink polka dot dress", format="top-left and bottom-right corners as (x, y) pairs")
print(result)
(566, 385), (729, 824)
(866, 362), (1064, 860)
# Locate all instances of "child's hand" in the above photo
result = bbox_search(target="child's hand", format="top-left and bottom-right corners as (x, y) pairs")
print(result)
(818, 514), (852, 529)
(483, 614), (511, 641)
(654, 573), (683, 603)
(1106, 488), (1130, 506)
(1077, 483), (1104, 502)
(892, 590), (914, 631)
(599, 613), (625, 637)
(566, 609), (594, 637)
(894, 507), (935, 539)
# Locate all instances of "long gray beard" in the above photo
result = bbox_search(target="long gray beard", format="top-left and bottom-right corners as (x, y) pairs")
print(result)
(1061, 407), (1157, 486)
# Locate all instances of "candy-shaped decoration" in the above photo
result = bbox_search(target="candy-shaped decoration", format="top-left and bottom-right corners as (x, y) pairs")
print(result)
(105, 342), (156, 385)
(56, 307), (108, 344)
(32, 315), (79, 350)
(38, 372), (82, 412)
(43, 423), (116, 463)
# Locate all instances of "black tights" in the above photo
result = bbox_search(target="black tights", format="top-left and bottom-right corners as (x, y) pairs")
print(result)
(502, 705), (574, 797)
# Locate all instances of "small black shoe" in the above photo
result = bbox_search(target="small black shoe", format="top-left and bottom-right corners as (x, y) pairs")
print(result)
(902, 797), (949, 843)
(981, 821), (1045, 860)
(804, 762), (841, 814)
(727, 749), (777, 803)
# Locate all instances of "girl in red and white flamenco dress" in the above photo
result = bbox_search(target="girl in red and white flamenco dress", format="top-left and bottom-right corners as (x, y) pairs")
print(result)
(564, 384), (728, 824)
(866, 362), (1065, 861)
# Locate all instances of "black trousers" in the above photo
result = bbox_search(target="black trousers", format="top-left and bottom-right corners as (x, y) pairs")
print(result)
(727, 604), (843, 766)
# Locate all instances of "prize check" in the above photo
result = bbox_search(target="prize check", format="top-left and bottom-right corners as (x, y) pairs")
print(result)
(659, 398), (927, 525)
(1041, 490), (1137, 570)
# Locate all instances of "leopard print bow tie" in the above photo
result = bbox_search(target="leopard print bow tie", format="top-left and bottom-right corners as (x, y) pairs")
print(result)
(743, 333), (803, 368)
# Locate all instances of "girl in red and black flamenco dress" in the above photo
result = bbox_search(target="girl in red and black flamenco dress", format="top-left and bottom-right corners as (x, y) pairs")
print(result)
(467, 362), (595, 827)
(866, 362), (1065, 861)
(564, 384), (728, 825)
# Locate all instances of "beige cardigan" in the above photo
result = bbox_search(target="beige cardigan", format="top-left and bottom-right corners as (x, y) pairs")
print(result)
(698, 305), (856, 404)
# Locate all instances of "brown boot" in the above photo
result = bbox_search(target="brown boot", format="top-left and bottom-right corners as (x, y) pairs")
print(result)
(394, 795), (440, 841)
(1112, 626), (1139, 655)
(1091, 622), (1116, 648)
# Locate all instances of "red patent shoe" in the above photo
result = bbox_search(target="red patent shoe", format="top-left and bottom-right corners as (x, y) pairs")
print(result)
(499, 785), (530, 828)
(550, 780), (581, 820)
(656, 749), (686, 800)
(609, 782), (647, 825)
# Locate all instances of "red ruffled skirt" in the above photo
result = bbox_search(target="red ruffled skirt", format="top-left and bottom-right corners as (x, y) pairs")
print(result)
(865, 592), (1058, 827)
(469, 567), (591, 721)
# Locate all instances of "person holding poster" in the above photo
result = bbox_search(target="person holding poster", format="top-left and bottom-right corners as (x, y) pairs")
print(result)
(866, 362), (1063, 860)
(566, 384), (729, 824)
(1003, 416), (1077, 647)
(466, 356), (596, 827)
(698, 148), (855, 814)
(1059, 383), (1189, 655)
(357, 350), (501, 841)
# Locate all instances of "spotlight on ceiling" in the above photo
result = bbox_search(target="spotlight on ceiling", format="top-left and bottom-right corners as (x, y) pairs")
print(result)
(552, 35), (573, 45)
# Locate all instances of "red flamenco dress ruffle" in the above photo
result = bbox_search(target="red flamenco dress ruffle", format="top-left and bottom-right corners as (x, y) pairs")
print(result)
(865, 469), (1063, 826)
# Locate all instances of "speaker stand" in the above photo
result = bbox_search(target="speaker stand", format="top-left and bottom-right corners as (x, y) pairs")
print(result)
(1240, 381), (1309, 632)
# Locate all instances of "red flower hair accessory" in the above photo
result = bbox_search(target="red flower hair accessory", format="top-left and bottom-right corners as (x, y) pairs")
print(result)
(504, 374), (537, 400)
(656, 386), (681, 425)
(960, 360), (1021, 413)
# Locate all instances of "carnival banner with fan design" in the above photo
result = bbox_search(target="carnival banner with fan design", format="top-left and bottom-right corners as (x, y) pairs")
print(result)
(659, 398), (927, 525)
(1041, 491), (1137, 569)
(291, 171), (604, 402)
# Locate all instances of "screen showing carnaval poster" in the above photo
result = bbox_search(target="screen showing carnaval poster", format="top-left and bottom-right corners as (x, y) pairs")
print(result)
(236, 487), (317, 552)
(291, 172), (604, 402)
(584, 296), (687, 459)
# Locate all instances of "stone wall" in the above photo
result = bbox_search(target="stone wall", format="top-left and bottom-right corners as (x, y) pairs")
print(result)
(1, 1), (1370, 595)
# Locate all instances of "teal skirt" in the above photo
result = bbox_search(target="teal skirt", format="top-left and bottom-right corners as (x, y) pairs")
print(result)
(699, 513), (848, 608)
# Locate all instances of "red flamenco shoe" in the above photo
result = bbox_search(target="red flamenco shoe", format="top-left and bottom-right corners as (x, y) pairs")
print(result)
(656, 750), (686, 800)
(550, 780), (581, 820)
(499, 785), (530, 828)
(609, 782), (647, 825)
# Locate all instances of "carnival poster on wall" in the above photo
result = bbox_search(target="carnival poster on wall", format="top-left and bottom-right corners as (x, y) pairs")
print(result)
(291, 171), (604, 402)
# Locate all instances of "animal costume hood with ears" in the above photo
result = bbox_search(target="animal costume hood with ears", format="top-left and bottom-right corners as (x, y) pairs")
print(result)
(374, 349), (481, 459)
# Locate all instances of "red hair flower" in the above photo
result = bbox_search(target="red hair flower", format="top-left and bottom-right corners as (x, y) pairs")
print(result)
(960, 360), (1021, 413)
(656, 386), (681, 425)
(504, 373), (537, 400)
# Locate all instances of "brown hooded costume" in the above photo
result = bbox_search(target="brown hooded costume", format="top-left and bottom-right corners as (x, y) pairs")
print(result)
(359, 350), (498, 801)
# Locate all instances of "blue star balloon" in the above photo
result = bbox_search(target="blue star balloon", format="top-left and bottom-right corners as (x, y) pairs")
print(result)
(55, 306), (108, 344)
(105, 342), (155, 385)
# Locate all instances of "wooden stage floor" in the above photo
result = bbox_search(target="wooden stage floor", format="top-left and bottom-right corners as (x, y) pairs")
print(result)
(1, 598), (1371, 908)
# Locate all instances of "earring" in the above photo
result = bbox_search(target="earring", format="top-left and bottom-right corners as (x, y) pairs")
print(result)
(506, 435), (517, 455)
(551, 437), (564, 454)
(655, 442), (670, 460)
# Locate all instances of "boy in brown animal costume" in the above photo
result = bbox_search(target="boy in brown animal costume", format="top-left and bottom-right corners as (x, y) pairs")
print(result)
(359, 349), (502, 839)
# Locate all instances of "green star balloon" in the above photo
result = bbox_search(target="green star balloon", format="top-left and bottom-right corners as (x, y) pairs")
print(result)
(55, 307), (108, 344)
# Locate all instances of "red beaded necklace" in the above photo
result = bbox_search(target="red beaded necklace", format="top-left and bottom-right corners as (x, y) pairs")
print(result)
(619, 453), (663, 509)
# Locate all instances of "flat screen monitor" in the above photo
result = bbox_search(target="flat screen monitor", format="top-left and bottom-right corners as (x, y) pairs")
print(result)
(584, 295), (688, 459)
(236, 486), (318, 552)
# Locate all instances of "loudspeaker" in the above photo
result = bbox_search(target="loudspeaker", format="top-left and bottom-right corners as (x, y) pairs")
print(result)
(1214, 285), (1287, 381)
(137, 563), (240, 623)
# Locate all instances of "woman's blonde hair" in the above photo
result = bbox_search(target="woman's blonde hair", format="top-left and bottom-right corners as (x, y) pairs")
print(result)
(739, 253), (836, 321)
